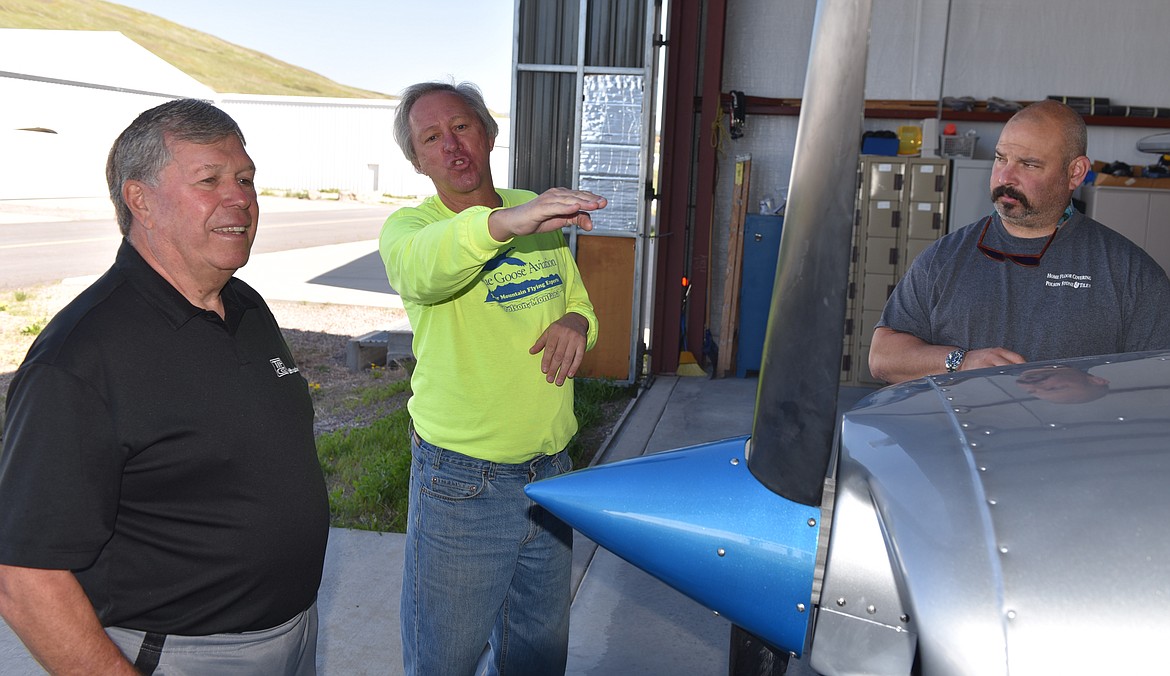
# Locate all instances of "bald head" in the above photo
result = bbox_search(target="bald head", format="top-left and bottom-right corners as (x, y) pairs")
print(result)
(992, 99), (1091, 230)
(1006, 100), (1088, 165)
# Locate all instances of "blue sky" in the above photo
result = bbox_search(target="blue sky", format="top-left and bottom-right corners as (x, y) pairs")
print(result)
(111, 0), (515, 112)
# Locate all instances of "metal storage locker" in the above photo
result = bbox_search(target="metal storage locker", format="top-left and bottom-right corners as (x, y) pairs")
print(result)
(842, 155), (949, 386)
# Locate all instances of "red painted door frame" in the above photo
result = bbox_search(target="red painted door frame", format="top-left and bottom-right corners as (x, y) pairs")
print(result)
(650, 0), (728, 374)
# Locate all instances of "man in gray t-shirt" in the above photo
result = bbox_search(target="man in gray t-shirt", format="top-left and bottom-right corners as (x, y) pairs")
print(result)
(870, 100), (1170, 384)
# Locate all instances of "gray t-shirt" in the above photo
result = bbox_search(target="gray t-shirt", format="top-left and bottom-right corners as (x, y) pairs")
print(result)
(878, 211), (1170, 361)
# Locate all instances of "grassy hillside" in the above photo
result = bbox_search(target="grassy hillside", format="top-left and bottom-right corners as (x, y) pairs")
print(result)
(0, 0), (391, 99)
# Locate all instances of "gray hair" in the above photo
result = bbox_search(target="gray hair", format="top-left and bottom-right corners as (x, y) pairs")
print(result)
(392, 81), (498, 167)
(106, 98), (246, 235)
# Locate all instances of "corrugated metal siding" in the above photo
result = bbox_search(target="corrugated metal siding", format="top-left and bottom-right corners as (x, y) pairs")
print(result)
(0, 77), (181, 199)
(0, 29), (216, 98)
(3, 81), (510, 200)
(2, 29), (511, 201)
(1, 29), (216, 200)
(219, 97), (405, 195)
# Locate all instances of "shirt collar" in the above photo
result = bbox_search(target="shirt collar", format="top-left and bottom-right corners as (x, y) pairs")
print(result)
(1057, 201), (1076, 229)
(113, 239), (256, 332)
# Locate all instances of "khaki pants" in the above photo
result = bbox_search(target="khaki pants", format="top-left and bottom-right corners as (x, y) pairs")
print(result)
(105, 602), (318, 675)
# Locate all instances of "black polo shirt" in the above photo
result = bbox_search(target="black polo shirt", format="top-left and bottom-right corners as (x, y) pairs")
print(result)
(0, 240), (329, 635)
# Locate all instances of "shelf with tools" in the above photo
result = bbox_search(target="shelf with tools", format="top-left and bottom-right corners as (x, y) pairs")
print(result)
(713, 95), (1170, 129)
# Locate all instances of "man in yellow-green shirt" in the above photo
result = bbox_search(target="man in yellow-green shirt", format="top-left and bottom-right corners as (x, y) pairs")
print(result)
(379, 81), (604, 676)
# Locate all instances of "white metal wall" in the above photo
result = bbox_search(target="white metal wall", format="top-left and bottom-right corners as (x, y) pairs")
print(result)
(220, 95), (409, 197)
(718, 0), (1170, 208)
(0, 78), (180, 199)
(0, 83), (512, 201)
(1, 29), (511, 202)
(219, 95), (511, 199)
(1, 29), (217, 201)
(706, 0), (1170, 347)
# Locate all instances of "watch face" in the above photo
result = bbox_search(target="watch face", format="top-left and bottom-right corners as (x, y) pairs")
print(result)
(946, 349), (965, 372)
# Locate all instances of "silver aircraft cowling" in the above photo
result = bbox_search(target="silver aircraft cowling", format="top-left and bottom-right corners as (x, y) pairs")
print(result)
(815, 351), (1170, 675)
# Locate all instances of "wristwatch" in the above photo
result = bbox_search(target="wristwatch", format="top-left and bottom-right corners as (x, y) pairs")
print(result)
(945, 348), (967, 373)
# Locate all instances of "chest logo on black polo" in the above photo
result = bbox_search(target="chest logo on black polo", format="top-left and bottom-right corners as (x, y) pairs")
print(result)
(481, 246), (564, 310)
(270, 357), (300, 377)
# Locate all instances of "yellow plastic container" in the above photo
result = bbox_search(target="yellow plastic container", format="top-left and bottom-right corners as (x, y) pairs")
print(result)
(897, 125), (922, 156)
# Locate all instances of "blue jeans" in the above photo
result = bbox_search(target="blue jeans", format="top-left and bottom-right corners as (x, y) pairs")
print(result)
(401, 431), (573, 676)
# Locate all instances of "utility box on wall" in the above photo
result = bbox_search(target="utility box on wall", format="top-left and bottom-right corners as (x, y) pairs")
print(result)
(736, 214), (784, 377)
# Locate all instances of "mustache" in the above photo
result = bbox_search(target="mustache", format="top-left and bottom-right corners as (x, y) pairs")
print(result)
(992, 185), (1031, 208)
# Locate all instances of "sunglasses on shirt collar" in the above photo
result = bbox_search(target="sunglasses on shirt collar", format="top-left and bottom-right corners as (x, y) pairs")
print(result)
(976, 204), (1075, 267)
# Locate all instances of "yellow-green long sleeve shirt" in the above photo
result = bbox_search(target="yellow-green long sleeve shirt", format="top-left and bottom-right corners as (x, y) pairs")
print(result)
(379, 189), (598, 464)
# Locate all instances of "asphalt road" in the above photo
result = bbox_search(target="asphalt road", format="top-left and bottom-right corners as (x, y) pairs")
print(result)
(0, 206), (397, 290)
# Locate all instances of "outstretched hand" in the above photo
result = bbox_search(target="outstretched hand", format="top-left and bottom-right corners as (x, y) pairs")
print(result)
(530, 312), (590, 386)
(488, 188), (607, 242)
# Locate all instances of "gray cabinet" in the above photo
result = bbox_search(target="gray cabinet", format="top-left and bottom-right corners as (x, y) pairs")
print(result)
(1080, 185), (1170, 276)
(949, 158), (995, 232)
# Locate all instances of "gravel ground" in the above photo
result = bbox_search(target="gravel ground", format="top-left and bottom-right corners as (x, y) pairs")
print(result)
(1, 285), (627, 458)
(0, 283), (411, 436)
(267, 300), (413, 436)
(0, 282), (87, 389)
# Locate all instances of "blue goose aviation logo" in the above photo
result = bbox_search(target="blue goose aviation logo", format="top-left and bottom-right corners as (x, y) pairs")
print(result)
(482, 246), (564, 311)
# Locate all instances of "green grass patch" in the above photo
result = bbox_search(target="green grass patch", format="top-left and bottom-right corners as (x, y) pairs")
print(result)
(317, 405), (413, 533)
(317, 377), (635, 533)
(566, 378), (636, 467)
(0, 0), (391, 99)
(4, 289), (43, 319)
(352, 377), (410, 408)
(19, 319), (46, 336)
(317, 379), (412, 531)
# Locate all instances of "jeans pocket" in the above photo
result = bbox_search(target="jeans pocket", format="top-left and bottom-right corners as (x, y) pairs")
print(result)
(553, 450), (573, 475)
(419, 460), (486, 501)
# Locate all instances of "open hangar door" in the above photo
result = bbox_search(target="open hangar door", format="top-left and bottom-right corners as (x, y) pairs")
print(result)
(509, 0), (664, 384)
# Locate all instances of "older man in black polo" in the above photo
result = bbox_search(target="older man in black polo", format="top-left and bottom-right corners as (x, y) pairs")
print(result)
(0, 99), (328, 675)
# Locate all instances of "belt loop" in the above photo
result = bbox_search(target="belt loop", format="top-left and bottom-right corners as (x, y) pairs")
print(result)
(411, 428), (441, 469)
(134, 632), (166, 675)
